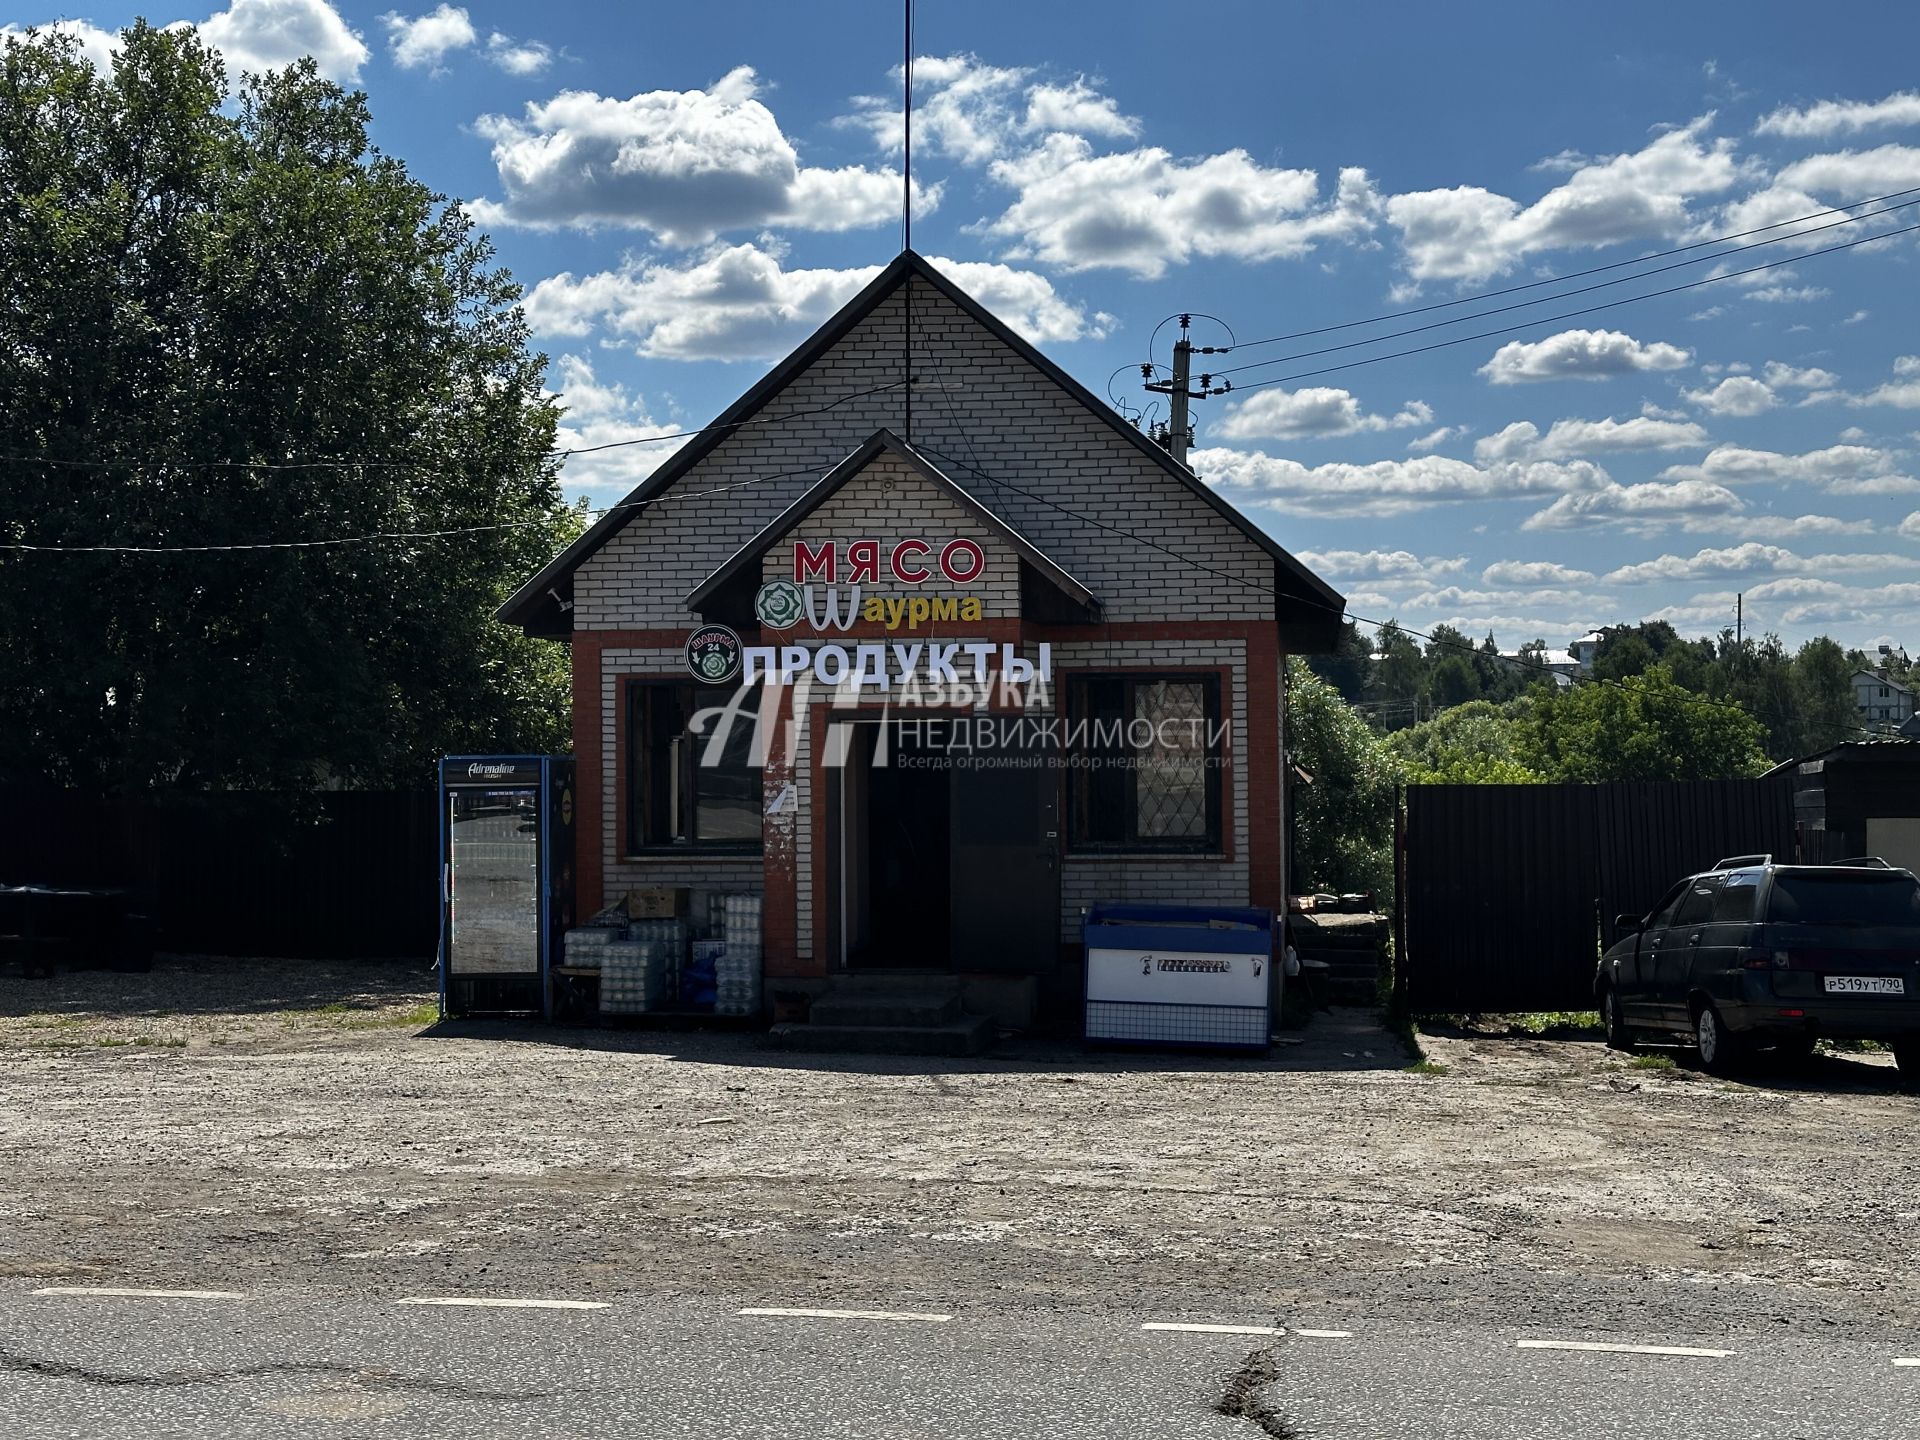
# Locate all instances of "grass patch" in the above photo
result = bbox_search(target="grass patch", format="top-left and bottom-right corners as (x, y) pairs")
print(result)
(1627, 1053), (1678, 1071)
(1403, 1058), (1450, 1076)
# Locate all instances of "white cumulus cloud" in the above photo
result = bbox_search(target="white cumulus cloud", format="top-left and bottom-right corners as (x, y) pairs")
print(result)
(381, 4), (472, 70)
(192, 0), (368, 82)
(1194, 448), (1609, 519)
(1293, 550), (1468, 583)
(982, 135), (1381, 277)
(485, 32), (548, 75)
(1602, 543), (1903, 584)
(473, 67), (928, 240)
(1385, 119), (1742, 284)
(549, 355), (690, 495)
(1521, 478), (1744, 532)
(1473, 415), (1708, 462)
(1756, 90), (1920, 138)
(1659, 442), (1916, 493)
(1478, 329), (1693, 385)
(522, 243), (1109, 362)
(1481, 560), (1598, 586)
(1, 19), (120, 70)
(1213, 387), (1432, 441)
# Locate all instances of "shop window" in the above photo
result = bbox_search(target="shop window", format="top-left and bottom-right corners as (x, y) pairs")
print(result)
(1066, 674), (1223, 853)
(627, 682), (763, 853)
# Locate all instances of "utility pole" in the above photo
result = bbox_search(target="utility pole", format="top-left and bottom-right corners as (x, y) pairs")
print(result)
(1141, 315), (1221, 468)
(1736, 592), (1743, 648)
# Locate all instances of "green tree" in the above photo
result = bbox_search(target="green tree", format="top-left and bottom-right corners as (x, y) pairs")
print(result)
(1304, 619), (1372, 705)
(1287, 658), (1403, 898)
(1388, 699), (1544, 784)
(1518, 667), (1770, 782)
(1371, 620), (1426, 730)
(0, 25), (578, 789)
(1789, 636), (1858, 753)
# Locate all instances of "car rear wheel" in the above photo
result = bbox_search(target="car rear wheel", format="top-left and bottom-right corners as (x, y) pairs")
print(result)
(1695, 1004), (1744, 1076)
(1602, 987), (1634, 1052)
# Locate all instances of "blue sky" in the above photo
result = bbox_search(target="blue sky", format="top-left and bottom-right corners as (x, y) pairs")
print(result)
(14, 0), (1920, 653)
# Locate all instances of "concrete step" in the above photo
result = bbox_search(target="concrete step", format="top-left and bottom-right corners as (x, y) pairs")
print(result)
(809, 990), (962, 1027)
(764, 1013), (995, 1057)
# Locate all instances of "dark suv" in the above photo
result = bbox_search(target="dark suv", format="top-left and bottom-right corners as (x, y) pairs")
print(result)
(1595, 855), (1920, 1076)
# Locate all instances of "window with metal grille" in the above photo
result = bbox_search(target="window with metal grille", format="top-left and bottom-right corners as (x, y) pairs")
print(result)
(627, 681), (763, 853)
(1065, 674), (1223, 853)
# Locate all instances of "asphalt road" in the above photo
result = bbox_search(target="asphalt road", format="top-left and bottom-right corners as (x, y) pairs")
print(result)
(3, 1284), (1914, 1439)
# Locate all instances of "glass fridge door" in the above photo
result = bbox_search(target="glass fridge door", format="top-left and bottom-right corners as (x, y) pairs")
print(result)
(448, 787), (540, 975)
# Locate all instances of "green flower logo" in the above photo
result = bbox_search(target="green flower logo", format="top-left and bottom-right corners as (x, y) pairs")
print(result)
(755, 580), (804, 630)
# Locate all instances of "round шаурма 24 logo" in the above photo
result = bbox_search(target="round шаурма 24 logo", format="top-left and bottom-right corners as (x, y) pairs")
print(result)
(685, 624), (743, 683)
(755, 580), (804, 630)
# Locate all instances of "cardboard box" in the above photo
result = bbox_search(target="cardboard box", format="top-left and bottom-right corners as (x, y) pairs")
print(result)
(625, 886), (690, 919)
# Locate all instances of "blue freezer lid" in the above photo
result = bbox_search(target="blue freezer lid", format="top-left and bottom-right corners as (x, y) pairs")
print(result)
(1083, 902), (1274, 955)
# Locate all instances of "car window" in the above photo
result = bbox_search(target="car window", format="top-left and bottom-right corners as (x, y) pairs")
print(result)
(1710, 876), (1758, 924)
(1645, 882), (1690, 930)
(1768, 871), (1920, 926)
(1671, 878), (1721, 928)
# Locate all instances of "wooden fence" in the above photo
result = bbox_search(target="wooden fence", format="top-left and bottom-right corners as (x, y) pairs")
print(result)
(0, 787), (438, 958)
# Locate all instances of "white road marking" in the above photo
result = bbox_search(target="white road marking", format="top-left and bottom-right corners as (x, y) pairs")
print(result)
(1894, 1358), (1920, 1367)
(1518, 1339), (1733, 1358)
(738, 1307), (952, 1323)
(397, 1297), (609, 1310)
(1143, 1322), (1286, 1337)
(32, 1287), (244, 1300)
(1292, 1329), (1354, 1339)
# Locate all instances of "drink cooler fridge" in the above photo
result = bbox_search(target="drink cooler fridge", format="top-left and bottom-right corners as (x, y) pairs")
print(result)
(438, 756), (575, 1018)
(1082, 903), (1274, 1050)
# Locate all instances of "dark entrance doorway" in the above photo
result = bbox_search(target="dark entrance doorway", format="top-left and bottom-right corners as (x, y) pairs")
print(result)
(832, 718), (1061, 974)
(843, 721), (951, 969)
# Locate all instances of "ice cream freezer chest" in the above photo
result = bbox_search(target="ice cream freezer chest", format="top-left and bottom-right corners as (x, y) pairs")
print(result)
(1082, 902), (1274, 1050)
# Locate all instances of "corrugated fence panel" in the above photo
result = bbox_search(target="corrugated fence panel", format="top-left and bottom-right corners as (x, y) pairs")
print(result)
(1402, 784), (1600, 1013)
(0, 787), (438, 959)
(1402, 778), (1794, 1013)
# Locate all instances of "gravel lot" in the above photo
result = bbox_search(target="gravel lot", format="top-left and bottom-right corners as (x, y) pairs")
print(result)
(2, 956), (1917, 1342)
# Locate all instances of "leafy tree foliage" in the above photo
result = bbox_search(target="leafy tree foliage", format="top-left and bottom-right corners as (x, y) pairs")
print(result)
(1515, 668), (1770, 782)
(1286, 658), (1402, 898)
(0, 25), (579, 790)
(1388, 700), (1542, 784)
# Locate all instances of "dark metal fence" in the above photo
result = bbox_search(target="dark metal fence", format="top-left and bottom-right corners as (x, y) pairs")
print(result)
(1397, 779), (1795, 1012)
(0, 787), (438, 958)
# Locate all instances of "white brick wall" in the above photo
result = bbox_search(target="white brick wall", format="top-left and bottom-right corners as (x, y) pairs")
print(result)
(575, 284), (1274, 631)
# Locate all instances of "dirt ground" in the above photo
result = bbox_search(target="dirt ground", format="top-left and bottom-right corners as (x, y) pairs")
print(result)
(2, 955), (1917, 1342)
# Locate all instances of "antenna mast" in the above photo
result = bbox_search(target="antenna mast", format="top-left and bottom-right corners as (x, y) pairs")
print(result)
(902, 0), (915, 438)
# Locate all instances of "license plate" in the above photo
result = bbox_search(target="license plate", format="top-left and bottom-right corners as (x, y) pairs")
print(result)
(1823, 975), (1906, 995)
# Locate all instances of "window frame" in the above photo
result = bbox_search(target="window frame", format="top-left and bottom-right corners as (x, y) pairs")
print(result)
(1063, 670), (1226, 856)
(624, 679), (764, 857)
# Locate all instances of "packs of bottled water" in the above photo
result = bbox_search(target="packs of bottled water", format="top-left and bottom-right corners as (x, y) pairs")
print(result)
(625, 917), (688, 1002)
(599, 940), (669, 1014)
(563, 925), (622, 970)
(715, 894), (763, 1017)
(705, 891), (727, 940)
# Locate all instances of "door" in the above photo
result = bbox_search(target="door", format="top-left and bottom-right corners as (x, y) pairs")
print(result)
(447, 785), (541, 977)
(948, 731), (1061, 973)
(1653, 876), (1721, 1026)
(1620, 881), (1685, 1020)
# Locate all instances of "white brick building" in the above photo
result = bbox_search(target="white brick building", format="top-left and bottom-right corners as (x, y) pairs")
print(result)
(501, 252), (1343, 1025)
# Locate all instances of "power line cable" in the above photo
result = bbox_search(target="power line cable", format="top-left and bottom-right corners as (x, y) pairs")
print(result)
(0, 380), (908, 471)
(1219, 219), (1920, 396)
(1219, 184), (1920, 352)
(0, 464), (836, 553)
(1211, 196), (1920, 380)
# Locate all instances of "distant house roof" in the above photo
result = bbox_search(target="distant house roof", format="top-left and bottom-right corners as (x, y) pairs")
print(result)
(1852, 669), (1915, 696)
(1763, 737), (1920, 778)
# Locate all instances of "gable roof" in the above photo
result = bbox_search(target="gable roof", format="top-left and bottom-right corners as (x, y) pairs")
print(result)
(685, 428), (1097, 612)
(499, 249), (1344, 644)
